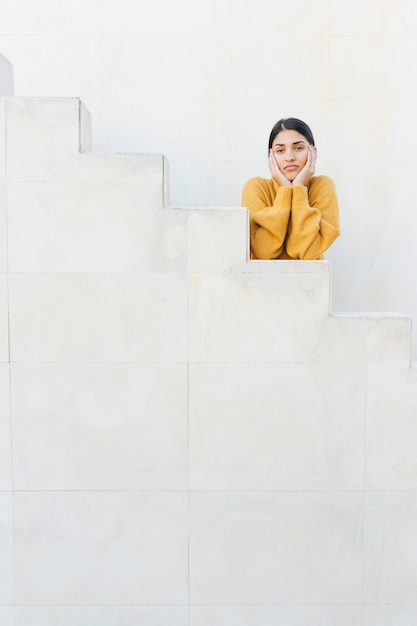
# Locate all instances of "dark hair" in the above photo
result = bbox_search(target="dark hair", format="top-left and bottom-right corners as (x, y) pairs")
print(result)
(268, 117), (315, 153)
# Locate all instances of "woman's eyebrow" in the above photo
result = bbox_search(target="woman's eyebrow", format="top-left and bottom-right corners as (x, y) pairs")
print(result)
(273, 141), (306, 147)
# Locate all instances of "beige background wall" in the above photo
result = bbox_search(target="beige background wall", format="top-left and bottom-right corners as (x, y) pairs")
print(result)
(1, 0), (416, 356)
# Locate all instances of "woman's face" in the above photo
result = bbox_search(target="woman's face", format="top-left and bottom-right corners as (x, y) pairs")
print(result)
(271, 129), (311, 181)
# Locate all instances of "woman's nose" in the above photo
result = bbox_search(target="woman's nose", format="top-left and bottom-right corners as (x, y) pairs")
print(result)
(285, 151), (295, 161)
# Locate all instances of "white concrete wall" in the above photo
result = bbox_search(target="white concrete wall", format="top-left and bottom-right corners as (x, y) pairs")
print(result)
(1, 93), (417, 626)
(0, 0), (417, 355)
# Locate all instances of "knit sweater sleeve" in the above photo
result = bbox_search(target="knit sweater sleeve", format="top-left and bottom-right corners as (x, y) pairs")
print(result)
(285, 175), (341, 260)
(242, 177), (293, 259)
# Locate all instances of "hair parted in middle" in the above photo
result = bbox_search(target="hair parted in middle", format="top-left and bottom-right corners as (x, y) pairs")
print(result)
(268, 117), (315, 153)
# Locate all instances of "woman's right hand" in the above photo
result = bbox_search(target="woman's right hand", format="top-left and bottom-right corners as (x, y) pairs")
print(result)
(268, 150), (292, 187)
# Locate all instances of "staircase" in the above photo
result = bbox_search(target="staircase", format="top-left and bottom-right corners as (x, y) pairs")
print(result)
(1, 55), (417, 625)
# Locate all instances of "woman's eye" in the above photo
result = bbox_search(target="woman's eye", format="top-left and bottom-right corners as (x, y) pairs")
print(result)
(295, 146), (305, 151)
(275, 149), (284, 154)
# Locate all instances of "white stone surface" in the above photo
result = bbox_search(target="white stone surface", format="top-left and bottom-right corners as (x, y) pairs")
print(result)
(327, 217), (387, 274)
(189, 363), (365, 490)
(366, 364), (417, 489)
(365, 315), (411, 363)
(101, 97), (215, 167)
(328, 37), (388, 100)
(14, 491), (188, 605)
(14, 606), (188, 626)
(11, 363), (188, 490)
(0, 365), (11, 490)
(0, 275), (9, 362)
(364, 606), (417, 626)
(0, 101), (6, 273)
(189, 271), (330, 363)
(189, 492), (363, 604)
(101, 0), (210, 35)
(9, 273), (187, 362)
(0, 35), (101, 98)
(0, 0), (100, 35)
(102, 34), (211, 101)
(190, 606), (364, 626)
(0, 186), (6, 274)
(0, 43), (416, 617)
(243, 259), (331, 274)
(7, 182), (186, 273)
(367, 217), (417, 275)
(188, 207), (248, 271)
(79, 101), (92, 151)
(0, 608), (13, 626)
(364, 492), (417, 603)
(2, 0), (417, 365)
(215, 38), (320, 101)
(311, 315), (367, 362)
(0, 99), (5, 180)
(329, 0), (390, 35)
(215, 0), (325, 36)
(4, 99), (167, 184)
(5, 98), (85, 178)
(324, 313), (412, 365)
(0, 493), (13, 604)
(0, 53), (13, 95)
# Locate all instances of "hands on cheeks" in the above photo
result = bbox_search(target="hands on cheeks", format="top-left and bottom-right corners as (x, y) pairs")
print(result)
(268, 149), (292, 187)
(269, 145), (317, 188)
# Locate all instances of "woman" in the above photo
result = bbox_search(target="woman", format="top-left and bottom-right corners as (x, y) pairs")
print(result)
(242, 118), (340, 260)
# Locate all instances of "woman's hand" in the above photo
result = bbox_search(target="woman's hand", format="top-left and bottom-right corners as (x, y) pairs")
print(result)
(292, 145), (317, 187)
(268, 150), (292, 187)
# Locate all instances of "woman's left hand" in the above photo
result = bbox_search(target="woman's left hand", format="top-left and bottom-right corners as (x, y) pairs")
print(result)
(292, 145), (317, 187)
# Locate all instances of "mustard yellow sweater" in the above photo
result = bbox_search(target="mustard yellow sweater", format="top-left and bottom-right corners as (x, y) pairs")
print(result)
(242, 175), (340, 260)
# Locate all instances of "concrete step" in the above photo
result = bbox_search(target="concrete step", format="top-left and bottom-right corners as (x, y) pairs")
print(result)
(0, 53), (13, 96)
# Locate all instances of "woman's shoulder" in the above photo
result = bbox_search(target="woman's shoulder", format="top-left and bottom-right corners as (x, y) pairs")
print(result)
(309, 174), (336, 188)
(243, 176), (274, 192)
